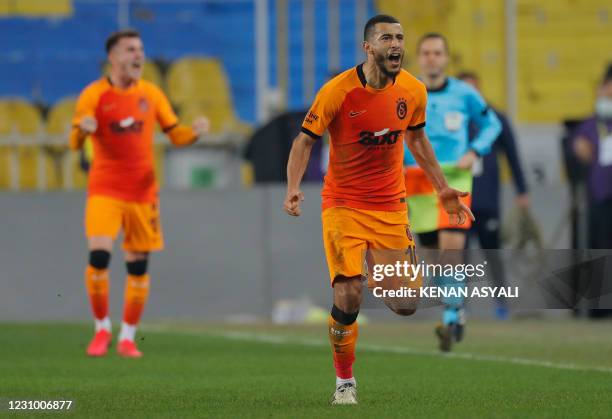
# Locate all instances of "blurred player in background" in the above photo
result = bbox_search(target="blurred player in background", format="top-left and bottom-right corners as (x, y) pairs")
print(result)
(284, 15), (473, 404)
(404, 33), (501, 352)
(70, 29), (209, 358)
(572, 65), (612, 250)
(458, 71), (530, 320)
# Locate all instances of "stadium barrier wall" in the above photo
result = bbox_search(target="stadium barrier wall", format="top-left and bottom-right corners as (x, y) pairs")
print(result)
(1, 182), (570, 323)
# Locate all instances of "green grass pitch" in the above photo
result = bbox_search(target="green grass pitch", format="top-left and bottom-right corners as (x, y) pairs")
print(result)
(1, 319), (611, 418)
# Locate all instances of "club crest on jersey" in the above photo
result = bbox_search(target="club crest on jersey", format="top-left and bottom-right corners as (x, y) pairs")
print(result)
(138, 97), (149, 113)
(358, 128), (402, 146)
(396, 97), (407, 120)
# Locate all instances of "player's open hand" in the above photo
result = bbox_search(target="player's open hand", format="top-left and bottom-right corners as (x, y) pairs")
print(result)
(79, 116), (98, 134)
(456, 150), (478, 170)
(283, 189), (304, 216)
(192, 116), (210, 136)
(438, 186), (475, 225)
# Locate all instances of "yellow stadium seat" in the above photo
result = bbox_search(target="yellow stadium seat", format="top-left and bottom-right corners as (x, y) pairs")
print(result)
(47, 97), (76, 135)
(166, 57), (232, 107)
(0, 99), (43, 189)
(167, 58), (250, 135)
(45, 98), (78, 189)
(179, 101), (251, 136)
(0, 0), (72, 16)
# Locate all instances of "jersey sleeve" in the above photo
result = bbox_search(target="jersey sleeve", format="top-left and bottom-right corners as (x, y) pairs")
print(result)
(301, 81), (343, 140)
(465, 86), (501, 156)
(407, 81), (427, 131)
(69, 82), (102, 150)
(152, 85), (179, 131)
(71, 84), (100, 127)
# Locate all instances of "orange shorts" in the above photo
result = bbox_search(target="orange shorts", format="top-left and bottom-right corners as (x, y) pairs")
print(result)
(85, 195), (164, 252)
(321, 206), (416, 285)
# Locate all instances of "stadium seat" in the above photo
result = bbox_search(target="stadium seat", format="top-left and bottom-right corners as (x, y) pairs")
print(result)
(0, 99), (43, 189)
(45, 97), (78, 189)
(179, 100), (251, 136)
(47, 97), (76, 136)
(166, 58), (232, 107)
(168, 58), (251, 135)
(0, 0), (72, 16)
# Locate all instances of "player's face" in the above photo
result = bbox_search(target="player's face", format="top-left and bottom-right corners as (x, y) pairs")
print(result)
(600, 81), (612, 99)
(417, 38), (448, 78)
(109, 37), (145, 81)
(365, 23), (405, 77)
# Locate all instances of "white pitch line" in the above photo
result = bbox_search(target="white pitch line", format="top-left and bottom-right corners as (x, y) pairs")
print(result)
(212, 330), (612, 375)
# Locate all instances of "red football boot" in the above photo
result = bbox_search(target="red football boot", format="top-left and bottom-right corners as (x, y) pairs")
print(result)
(86, 329), (112, 357)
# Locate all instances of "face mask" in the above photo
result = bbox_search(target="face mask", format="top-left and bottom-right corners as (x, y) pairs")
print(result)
(595, 97), (612, 119)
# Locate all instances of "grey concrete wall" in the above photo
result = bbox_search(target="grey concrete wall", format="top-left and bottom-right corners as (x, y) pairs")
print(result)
(0, 182), (570, 323)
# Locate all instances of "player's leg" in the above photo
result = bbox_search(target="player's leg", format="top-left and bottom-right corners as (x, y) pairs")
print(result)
(436, 229), (467, 351)
(369, 210), (421, 316)
(83, 196), (123, 357)
(117, 200), (163, 358)
(329, 275), (361, 405)
(117, 250), (150, 358)
(322, 207), (365, 404)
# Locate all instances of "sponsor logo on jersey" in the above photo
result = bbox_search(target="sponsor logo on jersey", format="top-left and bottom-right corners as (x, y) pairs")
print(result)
(358, 128), (402, 146)
(304, 111), (319, 125)
(110, 116), (144, 134)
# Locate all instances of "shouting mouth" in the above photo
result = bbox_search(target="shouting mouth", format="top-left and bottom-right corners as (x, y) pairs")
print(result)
(388, 52), (402, 65)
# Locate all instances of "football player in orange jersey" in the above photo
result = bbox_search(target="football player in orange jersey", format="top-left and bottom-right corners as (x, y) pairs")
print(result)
(69, 29), (209, 358)
(284, 15), (473, 404)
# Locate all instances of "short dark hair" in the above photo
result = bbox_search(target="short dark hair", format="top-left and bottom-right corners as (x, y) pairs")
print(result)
(417, 32), (449, 53)
(105, 29), (140, 53)
(457, 71), (479, 82)
(363, 14), (400, 41)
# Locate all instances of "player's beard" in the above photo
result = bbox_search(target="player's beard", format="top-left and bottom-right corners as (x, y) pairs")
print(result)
(374, 51), (403, 78)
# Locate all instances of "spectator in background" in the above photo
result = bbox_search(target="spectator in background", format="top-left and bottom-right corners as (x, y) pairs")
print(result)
(571, 65), (612, 249)
(458, 71), (530, 320)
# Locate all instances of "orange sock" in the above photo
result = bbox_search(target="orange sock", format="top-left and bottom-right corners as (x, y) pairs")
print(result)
(85, 265), (109, 320)
(122, 274), (150, 325)
(328, 315), (358, 379)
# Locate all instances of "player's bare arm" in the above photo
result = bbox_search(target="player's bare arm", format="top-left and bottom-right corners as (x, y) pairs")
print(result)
(284, 132), (315, 216)
(405, 127), (475, 225)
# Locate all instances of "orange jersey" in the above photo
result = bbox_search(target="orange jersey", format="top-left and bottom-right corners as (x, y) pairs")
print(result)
(302, 64), (427, 211)
(72, 78), (179, 202)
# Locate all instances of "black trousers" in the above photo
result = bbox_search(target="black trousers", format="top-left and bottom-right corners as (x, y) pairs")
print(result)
(467, 210), (507, 304)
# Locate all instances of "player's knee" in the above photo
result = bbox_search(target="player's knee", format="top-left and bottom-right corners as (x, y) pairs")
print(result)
(333, 276), (362, 309)
(89, 250), (111, 270)
(126, 258), (148, 276)
(331, 304), (359, 325)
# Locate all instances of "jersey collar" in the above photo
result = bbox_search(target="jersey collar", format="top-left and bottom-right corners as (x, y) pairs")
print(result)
(426, 77), (449, 93)
(356, 63), (397, 91)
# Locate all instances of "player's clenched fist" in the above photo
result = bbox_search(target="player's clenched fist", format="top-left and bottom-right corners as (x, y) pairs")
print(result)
(192, 116), (210, 136)
(284, 189), (304, 216)
(80, 116), (98, 134)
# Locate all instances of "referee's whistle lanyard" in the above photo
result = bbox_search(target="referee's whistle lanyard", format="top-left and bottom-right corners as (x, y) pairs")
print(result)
(595, 119), (612, 168)
(596, 120), (612, 140)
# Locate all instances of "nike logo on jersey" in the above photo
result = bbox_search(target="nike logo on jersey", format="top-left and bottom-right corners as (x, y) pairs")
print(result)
(348, 110), (367, 118)
(119, 117), (135, 128)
